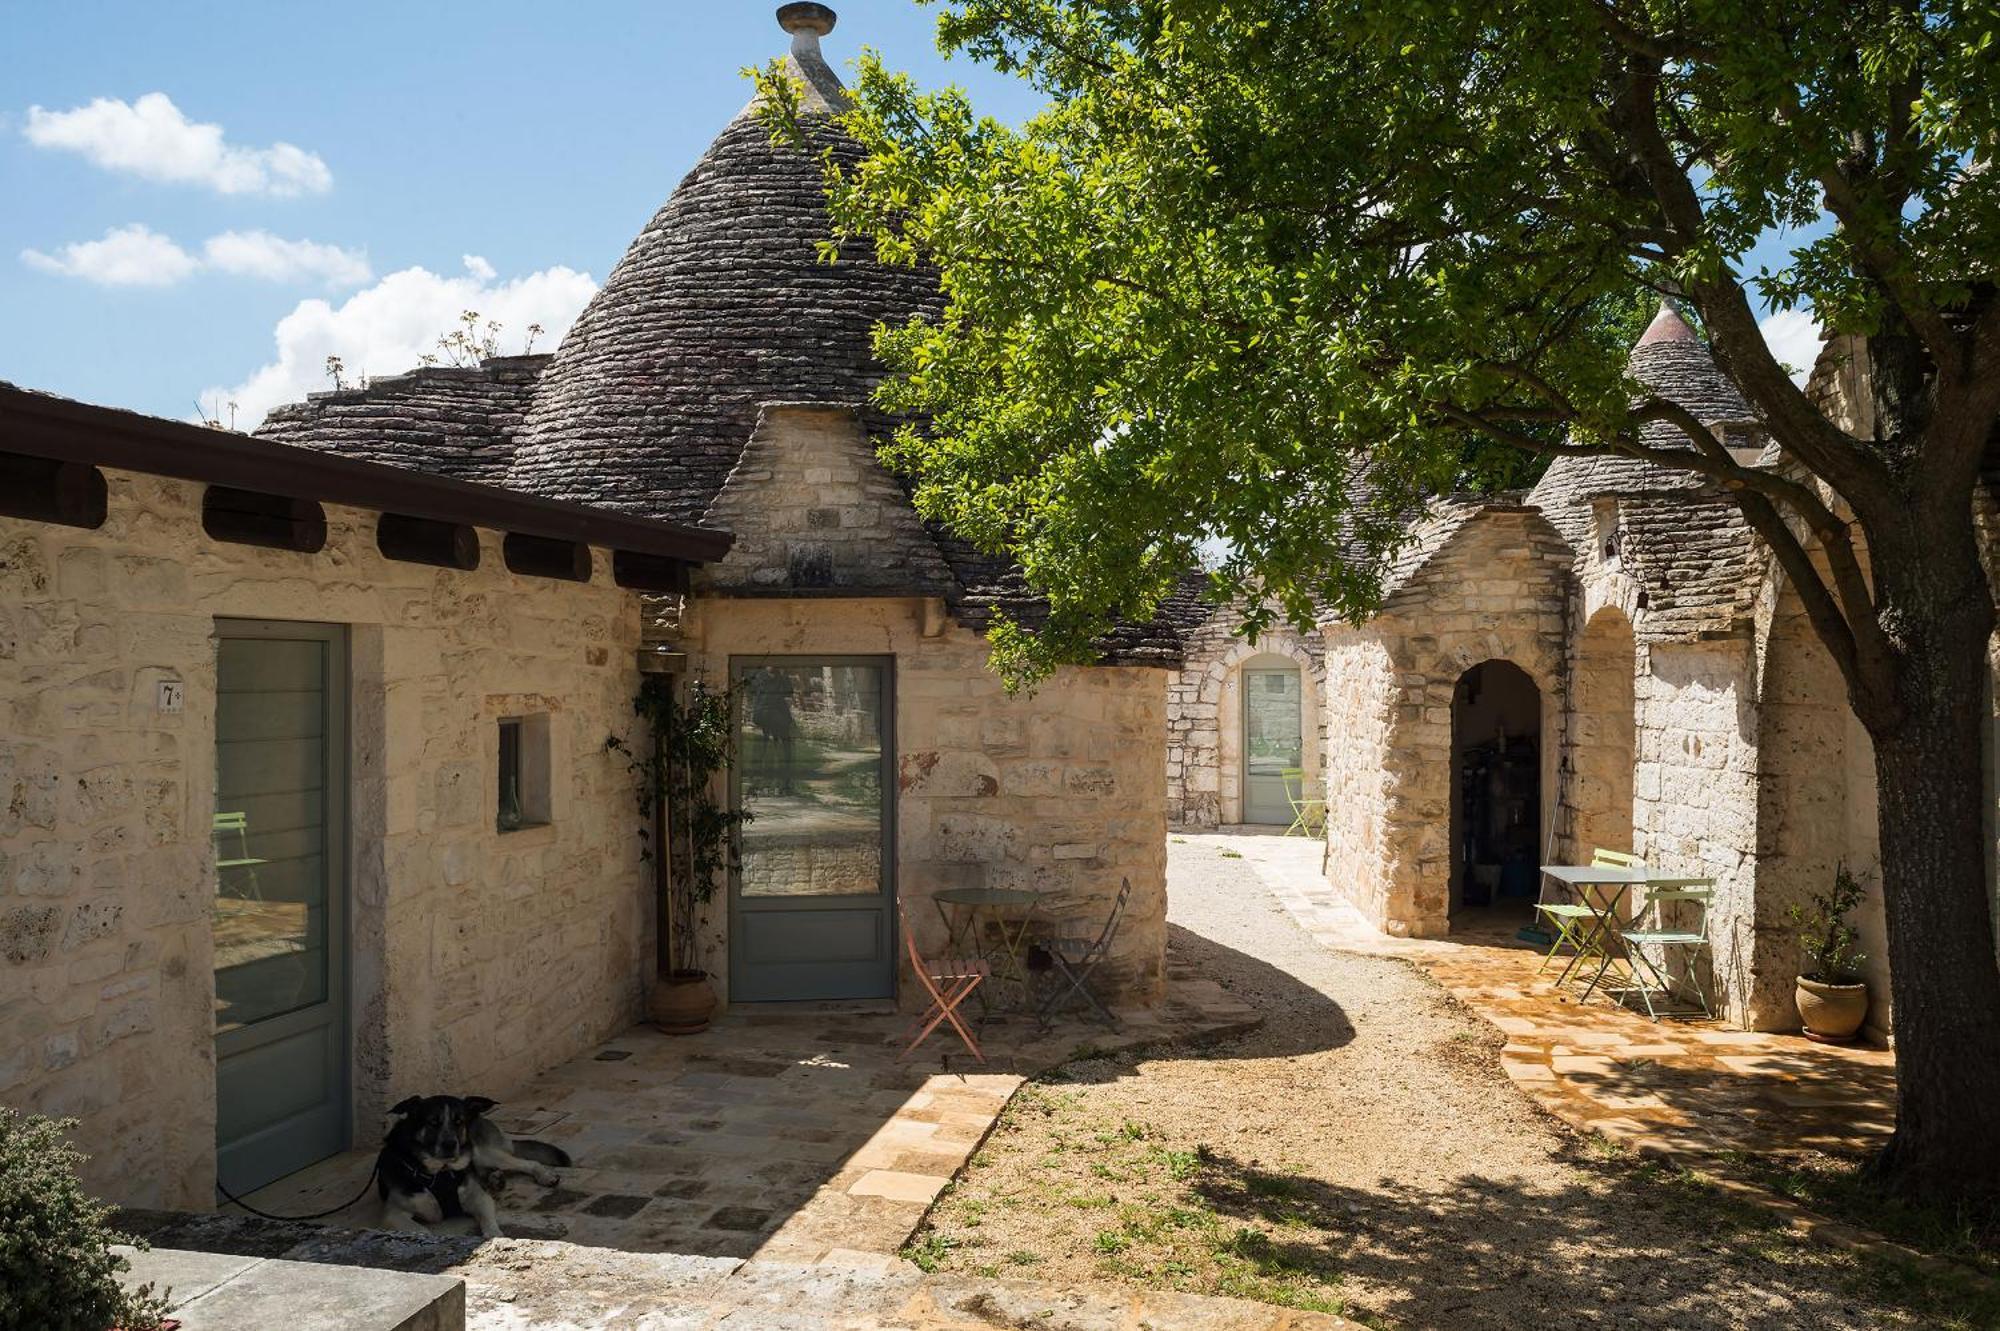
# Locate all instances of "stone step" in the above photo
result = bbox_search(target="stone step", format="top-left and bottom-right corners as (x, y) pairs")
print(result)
(116, 1245), (463, 1331)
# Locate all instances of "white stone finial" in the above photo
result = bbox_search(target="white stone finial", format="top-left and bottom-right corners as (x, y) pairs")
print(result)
(777, 3), (837, 57)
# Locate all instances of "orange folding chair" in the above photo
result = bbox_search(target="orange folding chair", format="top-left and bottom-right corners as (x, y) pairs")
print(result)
(898, 903), (989, 1063)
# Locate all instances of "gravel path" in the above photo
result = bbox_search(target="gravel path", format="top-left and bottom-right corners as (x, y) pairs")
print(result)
(915, 837), (1939, 1329)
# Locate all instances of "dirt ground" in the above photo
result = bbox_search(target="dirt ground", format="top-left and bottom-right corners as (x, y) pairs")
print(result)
(909, 837), (1988, 1330)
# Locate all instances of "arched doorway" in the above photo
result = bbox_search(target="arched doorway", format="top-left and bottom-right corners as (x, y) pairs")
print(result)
(1450, 660), (1541, 923)
(1241, 653), (1305, 825)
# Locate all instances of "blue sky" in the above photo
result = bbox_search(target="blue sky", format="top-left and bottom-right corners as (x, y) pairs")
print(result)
(0, 1), (1041, 427)
(2, 2), (1819, 430)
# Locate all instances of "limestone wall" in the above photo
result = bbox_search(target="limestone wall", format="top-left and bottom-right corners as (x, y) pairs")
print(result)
(1631, 640), (1764, 1024)
(1166, 601), (1327, 828)
(677, 595), (1169, 1005)
(0, 470), (646, 1209)
(1322, 510), (1570, 937)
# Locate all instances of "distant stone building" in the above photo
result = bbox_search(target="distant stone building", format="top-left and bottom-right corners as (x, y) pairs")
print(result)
(1166, 596), (1327, 830)
(1311, 304), (1987, 1036)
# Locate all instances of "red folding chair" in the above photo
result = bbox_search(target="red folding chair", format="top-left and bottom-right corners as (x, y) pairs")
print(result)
(898, 903), (989, 1063)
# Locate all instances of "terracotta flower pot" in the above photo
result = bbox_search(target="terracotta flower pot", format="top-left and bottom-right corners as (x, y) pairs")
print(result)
(1796, 976), (1869, 1043)
(648, 970), (717, 1034)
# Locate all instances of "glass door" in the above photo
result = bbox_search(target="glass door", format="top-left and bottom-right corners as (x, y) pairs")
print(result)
(729, 657), (894, 1001)
(213, 620), (348, 1194)
(1242, 667), (1304, 824)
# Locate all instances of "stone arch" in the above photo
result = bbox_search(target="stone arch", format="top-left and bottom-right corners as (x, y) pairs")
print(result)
(1380, 631), (1564, 938)
(1167, 613), (1326, 828)
(1564, 605), (1637, 860)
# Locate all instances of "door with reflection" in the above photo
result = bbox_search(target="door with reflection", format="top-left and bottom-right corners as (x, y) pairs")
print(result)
(212, 620), (348, 1194)
(1242, 667), (1304, 824)
(729, 657), (894, 1000)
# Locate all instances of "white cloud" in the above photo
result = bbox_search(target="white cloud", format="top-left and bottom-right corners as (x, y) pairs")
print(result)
(208, 256), (597, 429)
(22, 224), (370, 289)
(1759, 307), (1822, 385)
(201, 230), (371, 286)
(23, 92), (331, 196)
(20, 223), (198, 286)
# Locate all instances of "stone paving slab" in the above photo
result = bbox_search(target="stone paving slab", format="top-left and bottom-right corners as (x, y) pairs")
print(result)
(118, 1244), (463, 1330)
(237, 972), (1258, 1268)
(1217, 832), (1899, 1161)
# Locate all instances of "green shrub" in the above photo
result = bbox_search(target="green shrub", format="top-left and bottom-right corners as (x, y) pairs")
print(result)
(1789, 863), (1870, 984)
(0, 1109), (167, 1331)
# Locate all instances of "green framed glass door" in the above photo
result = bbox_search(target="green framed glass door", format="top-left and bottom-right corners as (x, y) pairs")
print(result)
(729, 657), (894, 1001)
(212, 620), (349, 1194)
(1243, 667), (1304, 824)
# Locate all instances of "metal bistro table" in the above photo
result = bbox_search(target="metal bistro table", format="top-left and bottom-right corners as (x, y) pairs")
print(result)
(1538, 864), (1714, 1005)
(932, 886), (1045, 1013)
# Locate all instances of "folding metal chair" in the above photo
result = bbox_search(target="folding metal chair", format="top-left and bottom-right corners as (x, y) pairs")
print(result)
(1535, 847), (1637, 984)
(1281, 768), (1326, 837)
(1034, 878), (1131, 1030)
(1617, 885), (1715, 1020)
(212, 811), (267, 900)
(897, 904), (988, 1063)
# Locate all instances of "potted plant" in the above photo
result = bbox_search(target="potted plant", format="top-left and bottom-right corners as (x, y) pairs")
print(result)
(1789, 863), (1871, 1043)
(0, 1109), (169, 1331)
(611, 675), (746, 1034)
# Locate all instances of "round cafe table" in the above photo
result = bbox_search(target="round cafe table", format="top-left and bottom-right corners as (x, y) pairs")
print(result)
(932, 887), (1045, 1012)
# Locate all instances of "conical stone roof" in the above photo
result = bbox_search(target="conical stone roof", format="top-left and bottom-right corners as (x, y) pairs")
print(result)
(505, 5), (941, 525)
(1528, 301), (1756, 550)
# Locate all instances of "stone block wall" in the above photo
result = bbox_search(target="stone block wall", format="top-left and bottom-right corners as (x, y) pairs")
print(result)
(0, 471), (646, 1208)
(678, 595), (1169, 1005)
(700, 405), (955, 596)
(1631, 639), (1764, 1024)
(1322, 509), (1570, 937)
(1166, 599), (1328, 828)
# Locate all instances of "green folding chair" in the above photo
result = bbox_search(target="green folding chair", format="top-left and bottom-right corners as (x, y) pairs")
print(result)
(1281, 767), (1326, 837)
(1617, 884), (1715, 1020)
(1535, 848), (1640, 985)
(212, 811), (268, 901)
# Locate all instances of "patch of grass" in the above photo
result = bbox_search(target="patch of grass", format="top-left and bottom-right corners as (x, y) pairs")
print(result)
(1094, 1229), (1130, 1254)
(1005, 1249), (1042, 1267)
(1218, 849), (1244, 859)
(902, 1230), (961, 1273)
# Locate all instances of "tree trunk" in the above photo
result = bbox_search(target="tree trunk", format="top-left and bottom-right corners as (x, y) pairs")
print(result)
(1862, 543), (2000, 1202)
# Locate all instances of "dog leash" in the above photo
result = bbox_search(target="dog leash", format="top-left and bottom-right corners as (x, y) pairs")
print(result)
(214, 1163), (379, 1222)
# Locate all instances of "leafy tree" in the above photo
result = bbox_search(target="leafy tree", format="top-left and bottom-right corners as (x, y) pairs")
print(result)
(761, 0), (2000, 1201)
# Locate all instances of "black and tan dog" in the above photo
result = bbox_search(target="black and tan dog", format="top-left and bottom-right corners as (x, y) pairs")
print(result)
(377, 1094), (572, 1237)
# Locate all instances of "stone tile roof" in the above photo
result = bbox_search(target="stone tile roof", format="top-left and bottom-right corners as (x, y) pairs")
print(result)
(244, 12), (1193, 666)
(1527, 303), (1754, 551)
(256, 356), (548, 486)
(502, 106), (939, 526)
(1617, 494), (1764, 640)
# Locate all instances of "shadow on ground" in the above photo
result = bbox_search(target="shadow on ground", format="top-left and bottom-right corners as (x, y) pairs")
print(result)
(1186, 1146), (1971, 1331)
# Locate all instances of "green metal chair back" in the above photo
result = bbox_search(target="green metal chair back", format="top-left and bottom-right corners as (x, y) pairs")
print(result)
(1590, 847), (1643, 869)
(1281, 767), (1326, 837)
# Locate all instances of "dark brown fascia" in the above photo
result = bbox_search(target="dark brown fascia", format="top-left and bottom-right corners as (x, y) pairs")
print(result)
(0, 383), (734, 566)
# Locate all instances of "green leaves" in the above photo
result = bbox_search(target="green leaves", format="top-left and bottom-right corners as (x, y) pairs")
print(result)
(768, 0), (1992, 681)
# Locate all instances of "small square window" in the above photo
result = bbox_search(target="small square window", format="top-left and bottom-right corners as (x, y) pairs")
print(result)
(497, 714), (552, 832)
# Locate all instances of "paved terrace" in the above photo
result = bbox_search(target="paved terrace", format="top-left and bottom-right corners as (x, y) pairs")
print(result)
(234, 964), (1257, 1264)
(1217, 833), (1899, 1160)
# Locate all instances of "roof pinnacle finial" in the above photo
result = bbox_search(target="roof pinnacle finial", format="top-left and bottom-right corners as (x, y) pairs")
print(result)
(1637, 297), (1698, 348)
(777, 3), (837, 56)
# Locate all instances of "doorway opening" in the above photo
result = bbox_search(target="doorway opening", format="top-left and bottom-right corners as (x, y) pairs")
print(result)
(1450, 660), (1541, 928)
